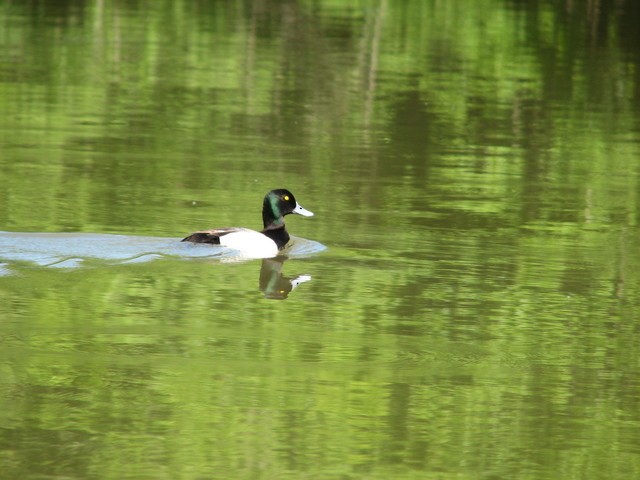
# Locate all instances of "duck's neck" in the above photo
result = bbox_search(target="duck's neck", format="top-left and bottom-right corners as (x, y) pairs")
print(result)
(262, 198), (288, 249)
(262, 212), (284, 229)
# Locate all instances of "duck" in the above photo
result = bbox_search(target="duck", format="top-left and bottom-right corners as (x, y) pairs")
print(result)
(182, 189), (314, 258)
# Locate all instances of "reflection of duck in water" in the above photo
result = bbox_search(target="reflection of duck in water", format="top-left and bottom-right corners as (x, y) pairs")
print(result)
(260, 257), (312, 300)
(182, 189), (314, 259)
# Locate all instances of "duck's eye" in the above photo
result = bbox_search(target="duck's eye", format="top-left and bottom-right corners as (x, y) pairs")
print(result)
(283, 195), (290, 201)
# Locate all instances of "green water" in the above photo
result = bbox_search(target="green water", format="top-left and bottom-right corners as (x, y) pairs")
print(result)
(2, 1), (640, 478)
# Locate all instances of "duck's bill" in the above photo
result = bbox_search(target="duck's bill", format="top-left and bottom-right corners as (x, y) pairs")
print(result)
(290, 274), (312, 290)
(294, 203), (314, 217)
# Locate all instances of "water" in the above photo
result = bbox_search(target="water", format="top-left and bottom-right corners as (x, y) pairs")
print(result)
(1, 1), (640, 478)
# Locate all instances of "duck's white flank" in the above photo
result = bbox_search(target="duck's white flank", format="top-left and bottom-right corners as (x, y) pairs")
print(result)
(218, 228), (280, 258)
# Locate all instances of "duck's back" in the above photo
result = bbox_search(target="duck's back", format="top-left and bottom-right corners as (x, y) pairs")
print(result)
(182, 227), (238, 244)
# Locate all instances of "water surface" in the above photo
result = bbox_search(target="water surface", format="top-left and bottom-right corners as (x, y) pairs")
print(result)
(1, 1), (640, 479)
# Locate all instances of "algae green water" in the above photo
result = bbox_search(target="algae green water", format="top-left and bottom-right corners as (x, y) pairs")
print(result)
(1, 1), (640, 478)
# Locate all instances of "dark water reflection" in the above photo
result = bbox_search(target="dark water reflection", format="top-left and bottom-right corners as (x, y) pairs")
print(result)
(2, 0), (640, 478)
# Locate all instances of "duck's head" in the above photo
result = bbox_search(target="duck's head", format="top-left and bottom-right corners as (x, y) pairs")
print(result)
(263, 189), (314, 228)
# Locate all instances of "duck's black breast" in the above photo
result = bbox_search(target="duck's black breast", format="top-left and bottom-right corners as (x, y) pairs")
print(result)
(261, 225), (290, 250)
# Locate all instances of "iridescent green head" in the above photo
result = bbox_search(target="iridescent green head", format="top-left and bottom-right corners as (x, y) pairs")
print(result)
(262, 189), (314, 229)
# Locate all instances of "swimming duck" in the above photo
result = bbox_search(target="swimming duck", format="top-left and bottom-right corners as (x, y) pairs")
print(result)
(182, 189), (314, 258)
